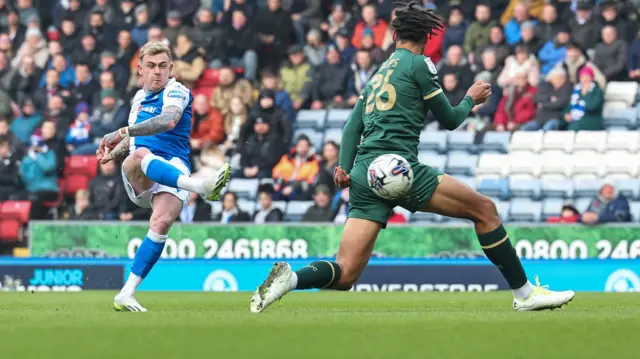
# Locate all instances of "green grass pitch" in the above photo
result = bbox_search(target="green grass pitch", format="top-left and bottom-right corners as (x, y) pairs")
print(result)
(0, 292), (638, 359)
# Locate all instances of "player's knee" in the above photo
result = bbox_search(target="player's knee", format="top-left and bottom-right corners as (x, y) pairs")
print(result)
(149, 211), (175, 234)
(473, 195), (501, 226)
(133, 148), (151, 162)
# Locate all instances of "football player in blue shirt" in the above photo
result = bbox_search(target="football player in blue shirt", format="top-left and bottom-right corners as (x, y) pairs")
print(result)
(97, 41), (231, 311)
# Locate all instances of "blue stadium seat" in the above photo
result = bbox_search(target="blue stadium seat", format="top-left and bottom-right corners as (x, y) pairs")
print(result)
(285, 201), (315, 221)
(603, 105), (637, 129)
(418, 152), (446, 172)
(419, 131), (447, 152)
(447, 131), (476, 153)
(631, 202), (640, 222)
(615, 179), (640, 200)
(574, 198), (592, 213)
(410, 212), (443, 223)
(228, 179), (259, 199)
(574, 179), (602, 198)
(508, 199), (542, 222)
(540, 179), (574, 198)
(541, 198), (564, 220)
(294, 129), (323, 149)
(295, 109), (326, 129)
(324, 128), (342, 145)
(326, 109), (352, 128)
(480, 132), (511, 153)
(477, 178), (509, 199)
(445, 153), (477, 176)
(237, 199), (257, 215)
(509, 178), (541, 199)
(495, 200), (511, 221)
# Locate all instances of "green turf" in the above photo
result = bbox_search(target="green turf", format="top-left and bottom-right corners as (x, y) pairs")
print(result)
(0, 292), (638, 359)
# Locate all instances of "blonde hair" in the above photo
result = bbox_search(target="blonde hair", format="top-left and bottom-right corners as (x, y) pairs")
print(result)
(139, 41), (172, 62)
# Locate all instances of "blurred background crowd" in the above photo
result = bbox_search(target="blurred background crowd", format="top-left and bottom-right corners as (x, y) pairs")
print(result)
(1, 0), (640, 238)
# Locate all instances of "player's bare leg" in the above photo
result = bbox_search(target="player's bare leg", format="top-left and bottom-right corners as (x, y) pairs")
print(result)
(420, 174), (575, 311)
(128, 147), (230, 201)
(250, 218), (382, 313)
(114, 191), (182, 312)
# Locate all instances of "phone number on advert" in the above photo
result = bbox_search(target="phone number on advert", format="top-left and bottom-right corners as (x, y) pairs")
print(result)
(515, 239), (640, 259)
(127, 238), (309, 259)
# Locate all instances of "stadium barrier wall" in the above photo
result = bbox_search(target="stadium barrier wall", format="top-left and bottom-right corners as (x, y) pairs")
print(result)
(29, 221), (640, 260)
(1, 258), (639, 293)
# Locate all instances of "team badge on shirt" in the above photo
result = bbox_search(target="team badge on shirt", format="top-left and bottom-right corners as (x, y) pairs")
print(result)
(424, 58), (437, 75)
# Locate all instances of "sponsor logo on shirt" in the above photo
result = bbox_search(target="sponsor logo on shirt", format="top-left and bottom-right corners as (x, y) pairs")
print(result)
(140, 106), (158, 114)
(167, 89), (187, 100)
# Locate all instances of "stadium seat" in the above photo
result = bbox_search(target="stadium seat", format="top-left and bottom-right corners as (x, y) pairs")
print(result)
(605, 130), (639, 152)
(270, 201), (287, 214)
(324, 128), (342, 144)
(296, 110), (326, 129)
(419, 131), (447, 152)
(477, 178), (509, 199)
(64, 155), (99, 196)
(418, 152), (446, 172)
(571, 153), (604, 177)
(42, 179), (65, 219)
(604, 81), (639, 106)
(614, 179), (640, 200)
(0, 201), (32, 242)
(194, 68), (219, 87)
(509, 131), (543, 153)
(228, 179), (259, 199)
(508, 199), (542, 222)
(393, 206), (412, 222)
(326, 109), (352, 128)
(604, 151), (639, 177)
(631, 202), (640, 222)
(540, 178), (574, 198)
(541, 198), (564, 220)
(447, 131), (475, 152)
(509, 178), (541, 199)
(285, 201), (314, 221)
(574, 179), (602, 198)
(191, 86), (215, 101)
(475, 153), (509, 177)
(573, 131), (607, 153)
(575, 198), (593, 213)
(293, 129), (324, 150)
(540, 151), (571, 177)
(480, 131), (511, 153)
(603, 102), (637, 128)
(237, 199), (257, 215)
(509, 151), (541, 177)
(495, 201), (510, 221)
(541, 131), (575, 152)
(445, 153), (477, 176)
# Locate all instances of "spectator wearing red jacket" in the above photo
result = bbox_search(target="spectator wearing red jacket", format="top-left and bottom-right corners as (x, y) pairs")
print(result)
(494, 71), (538, 131)
(546, 202), (580, 223)
(351, 4), (388, 49)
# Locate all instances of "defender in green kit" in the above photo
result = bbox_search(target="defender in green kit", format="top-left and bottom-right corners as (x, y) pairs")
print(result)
(251, 2), (575, 313)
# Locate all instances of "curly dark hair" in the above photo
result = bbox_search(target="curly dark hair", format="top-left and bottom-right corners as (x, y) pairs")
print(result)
(391, 1), (444, 44)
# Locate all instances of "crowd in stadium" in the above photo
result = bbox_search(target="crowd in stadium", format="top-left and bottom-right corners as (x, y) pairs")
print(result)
(0, 0), (640, 239)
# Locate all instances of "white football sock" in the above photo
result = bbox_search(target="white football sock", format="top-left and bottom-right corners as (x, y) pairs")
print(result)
(177, 175), (205, 194)
(289, 271), (298, 291)
(121, 273), (143, 296)
(512, 281), (534, 301)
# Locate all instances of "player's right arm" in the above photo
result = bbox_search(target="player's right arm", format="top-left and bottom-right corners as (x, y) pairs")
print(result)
(414, 57), (489, 131)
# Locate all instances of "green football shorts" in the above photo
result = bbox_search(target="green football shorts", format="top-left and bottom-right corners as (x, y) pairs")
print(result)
(347, 157), (443, 227)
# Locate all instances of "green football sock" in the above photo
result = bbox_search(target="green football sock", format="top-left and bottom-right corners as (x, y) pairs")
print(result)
(295, 261), (342, 290)
(477, 224), (528, 289)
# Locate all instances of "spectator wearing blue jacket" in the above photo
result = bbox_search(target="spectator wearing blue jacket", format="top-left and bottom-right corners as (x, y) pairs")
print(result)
(628, 30), (640, 81)
(441, 6), (468, 56)
(10, 97), (42, 145)
(582, 182), (631, 224)
(504, 2), (536, 46)
(538, 26), (570, 76)
(260, 71), (296, 123)
(65, 109), (93, 155)
(130, 5), (151, 48)
(19, 136), (59, 219)
(39, 54), (75, 89)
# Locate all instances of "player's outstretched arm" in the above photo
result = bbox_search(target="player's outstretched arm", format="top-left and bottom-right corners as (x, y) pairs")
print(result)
(124, 105), (182, 137)
(427, 81), (491, 131)
(338, 96), (365, 173)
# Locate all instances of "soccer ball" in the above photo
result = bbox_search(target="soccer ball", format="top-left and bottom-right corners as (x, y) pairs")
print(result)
(367, 154), (413, 200)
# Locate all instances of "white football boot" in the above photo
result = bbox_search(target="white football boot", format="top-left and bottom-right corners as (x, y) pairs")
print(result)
(250, 262), (295, 313)
(203, 163), (231, 201)
(113, 293), (148, 312)
(513, 276), (575, 311)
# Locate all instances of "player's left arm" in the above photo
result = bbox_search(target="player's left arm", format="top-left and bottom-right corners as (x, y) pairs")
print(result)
(338, 94), (365, 174)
